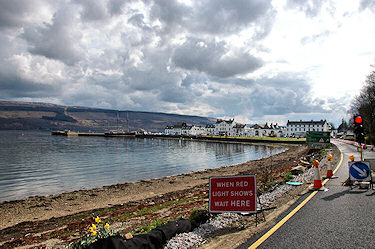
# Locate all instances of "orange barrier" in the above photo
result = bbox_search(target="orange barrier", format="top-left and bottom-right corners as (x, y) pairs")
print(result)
(326, 154), (333, 178)
(310, 160), (324, 191)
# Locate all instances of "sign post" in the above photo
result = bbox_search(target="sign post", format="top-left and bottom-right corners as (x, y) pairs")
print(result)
(349, 161), (371, 182)
(306, 131), (330, 148)
(209, 175), (257, 213)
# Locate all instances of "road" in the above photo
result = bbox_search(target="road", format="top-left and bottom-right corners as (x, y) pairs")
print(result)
(239, 140), (375, 249)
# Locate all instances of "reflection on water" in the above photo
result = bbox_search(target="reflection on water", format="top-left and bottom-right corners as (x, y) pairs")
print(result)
(0, 130), (286, 202)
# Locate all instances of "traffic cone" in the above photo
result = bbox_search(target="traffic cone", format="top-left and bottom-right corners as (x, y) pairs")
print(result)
(309, 160), (325, 191)
(326, 154), (333, 178)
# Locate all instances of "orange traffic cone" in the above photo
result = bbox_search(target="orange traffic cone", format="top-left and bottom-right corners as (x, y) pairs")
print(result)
(326, 154), (333, 178)
(309, 160), (325, 191)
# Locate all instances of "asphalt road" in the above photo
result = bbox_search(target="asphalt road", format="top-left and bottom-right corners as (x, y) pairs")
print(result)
(239, 140), (375, 249)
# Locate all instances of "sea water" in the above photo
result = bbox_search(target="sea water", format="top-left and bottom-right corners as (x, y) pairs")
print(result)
(0, 130), (286, 202)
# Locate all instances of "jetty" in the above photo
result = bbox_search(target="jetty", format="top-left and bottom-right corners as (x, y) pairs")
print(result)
(51, 130), (105, 136)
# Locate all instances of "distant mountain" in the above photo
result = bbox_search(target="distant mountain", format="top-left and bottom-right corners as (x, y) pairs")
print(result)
(0, 101), (216, 132)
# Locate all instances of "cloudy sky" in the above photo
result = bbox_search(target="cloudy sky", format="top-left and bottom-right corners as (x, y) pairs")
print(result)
(0, 0), (374, 126)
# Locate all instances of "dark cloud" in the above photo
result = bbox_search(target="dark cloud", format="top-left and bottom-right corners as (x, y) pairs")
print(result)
(195, 73), (327, 118)
(75, 0), (108, 21)
(172, 38), (263, 78)
(151, 0), (275, 37)
(192, 0), (274, 35)
(248, 73), (327, 116)
(158, 87), (191, 103)
(0, 71), (61, 98)
(0, 0), (37, 29)
(128, 13), (146, 27)
(359, 0), (375, 13)
(22, 5), (83, 65)
(107, 0), (127, 16)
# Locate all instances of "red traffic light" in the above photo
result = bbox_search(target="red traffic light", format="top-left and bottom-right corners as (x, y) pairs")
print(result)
(355, 116), (363, 124)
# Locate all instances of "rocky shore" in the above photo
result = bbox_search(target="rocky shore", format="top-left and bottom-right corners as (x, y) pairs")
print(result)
(0, 144), (339, 248)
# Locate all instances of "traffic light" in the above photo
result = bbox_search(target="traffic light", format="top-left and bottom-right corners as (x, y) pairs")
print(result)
(354, 115), (365, 144)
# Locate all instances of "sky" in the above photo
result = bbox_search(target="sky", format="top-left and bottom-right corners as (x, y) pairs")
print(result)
(0, 0), (374, 127)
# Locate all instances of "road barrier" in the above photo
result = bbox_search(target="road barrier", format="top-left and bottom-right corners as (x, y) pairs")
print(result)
(309, 160), (325, 191)
(326, 154), (333, 178)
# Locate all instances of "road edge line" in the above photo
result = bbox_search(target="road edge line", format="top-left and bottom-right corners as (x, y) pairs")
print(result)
(248, 149), (344, 249)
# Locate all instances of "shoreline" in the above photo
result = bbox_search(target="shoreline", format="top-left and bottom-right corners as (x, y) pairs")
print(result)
(0, 144), (306, 231)
(0, 143), (338, 248)
(0, 142), (287, 205)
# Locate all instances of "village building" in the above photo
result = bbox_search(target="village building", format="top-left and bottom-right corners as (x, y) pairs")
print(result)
(214, 119), (235, 136)
(165, 122), (187, 135)
(165, 123), (206, 136)
(250, 123), (286, 137)
(166, 119), (330, 138)
(286, 120), (330, 137)
(205, 124), (215, 135)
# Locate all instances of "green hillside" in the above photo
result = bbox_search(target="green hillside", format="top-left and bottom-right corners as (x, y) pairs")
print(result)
(0, 101), (215, 132)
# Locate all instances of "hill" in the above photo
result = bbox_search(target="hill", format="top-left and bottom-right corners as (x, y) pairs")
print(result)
(0, 101), (216, 132)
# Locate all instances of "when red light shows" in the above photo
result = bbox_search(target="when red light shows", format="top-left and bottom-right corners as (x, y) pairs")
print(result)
(355, 116), (363, 124)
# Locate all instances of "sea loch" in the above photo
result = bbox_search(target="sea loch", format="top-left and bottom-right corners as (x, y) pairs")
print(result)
(0, 130), (286, 202)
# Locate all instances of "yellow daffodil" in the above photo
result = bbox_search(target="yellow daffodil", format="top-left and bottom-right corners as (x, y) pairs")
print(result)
(91, 224), (97, 230)
(95, 216), (101, 223)
(91, 230), (97, 236)
(105, 223), (110, 229)
(89, 226), (94, 232)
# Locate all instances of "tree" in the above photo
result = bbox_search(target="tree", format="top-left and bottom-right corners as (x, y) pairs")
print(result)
(350, 63), (375, 143)
(337, 119), (348, 132)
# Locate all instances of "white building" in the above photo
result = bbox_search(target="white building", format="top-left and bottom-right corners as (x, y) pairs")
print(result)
(214, 119), (235, 136)
(165, 123), (206, 136)
(205, 124), (215, 135)
(188, 125), (206, 136)
(286, 120), (330, 137)
(251, 123), (285, 137)
(165, 119), (289, 137)
(165, 123), (187, 135)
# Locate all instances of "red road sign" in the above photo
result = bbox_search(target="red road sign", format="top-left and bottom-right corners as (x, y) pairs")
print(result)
(209, 175), (257, 213)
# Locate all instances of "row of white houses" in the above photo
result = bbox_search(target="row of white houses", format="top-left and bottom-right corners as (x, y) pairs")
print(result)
(165, 119), (330, 137)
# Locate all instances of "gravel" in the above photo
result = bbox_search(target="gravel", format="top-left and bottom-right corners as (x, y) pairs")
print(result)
(164, 168), (316, 249)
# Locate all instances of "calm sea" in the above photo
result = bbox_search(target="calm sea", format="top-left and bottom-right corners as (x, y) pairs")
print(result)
(0, 130), (286, 202)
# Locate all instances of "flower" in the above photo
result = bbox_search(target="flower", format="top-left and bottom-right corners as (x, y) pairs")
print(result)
(95, 216), (101, 223)
(91, 224), (97, 230)
(91, 230), (97, 236)
(105, 223), (110, 229)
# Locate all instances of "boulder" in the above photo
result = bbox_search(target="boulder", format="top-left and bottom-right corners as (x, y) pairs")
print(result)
(291, 165), (306, 175)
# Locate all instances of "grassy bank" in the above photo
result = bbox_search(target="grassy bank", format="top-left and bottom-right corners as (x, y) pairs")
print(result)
(202, 135), (305, 142)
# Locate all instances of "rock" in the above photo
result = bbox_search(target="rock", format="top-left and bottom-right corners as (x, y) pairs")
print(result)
(299, 160), (310, 166)
(125, 233), (133, 239)
(147, 201), (155, 206)
(291, 166), (305, 175)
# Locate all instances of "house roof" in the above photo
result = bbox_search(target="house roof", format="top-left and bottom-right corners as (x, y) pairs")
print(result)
(215, 118), (234, 124)
(165, 122), (188, 129)
(252, 123), (281, 129)
(287, 120), (327, 125)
